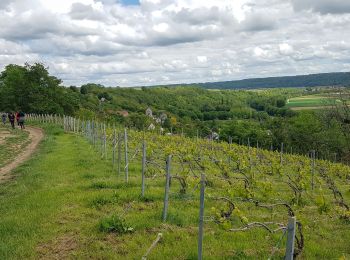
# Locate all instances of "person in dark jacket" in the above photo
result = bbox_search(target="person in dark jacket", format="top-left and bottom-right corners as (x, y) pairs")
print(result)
(18, 111), (25, 129)
(1, 113), (6, 125)
(8, 112), (15, 129)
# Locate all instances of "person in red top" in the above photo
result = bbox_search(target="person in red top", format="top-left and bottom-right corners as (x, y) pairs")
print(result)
(15, 112), (20, 126)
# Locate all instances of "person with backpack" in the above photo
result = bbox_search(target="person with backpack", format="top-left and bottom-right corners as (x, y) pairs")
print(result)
(18, 111), (25, 129)
(1, 113), (6, 125)
(8, 112), (15, 129)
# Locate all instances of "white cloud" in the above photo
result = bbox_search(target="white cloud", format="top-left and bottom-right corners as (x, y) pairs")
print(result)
(197, 56), (208, 63)
(253, 47), (269, 58)
(279, 43), (294, 55)
(153, 23), (169, 33)
(0, 0), (349, 86)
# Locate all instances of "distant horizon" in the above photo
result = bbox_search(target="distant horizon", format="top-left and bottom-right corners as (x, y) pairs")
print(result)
(79, 70), (350, 88)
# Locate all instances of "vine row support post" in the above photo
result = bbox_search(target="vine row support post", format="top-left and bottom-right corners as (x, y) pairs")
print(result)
(198, 173), (205, 260)
(112, 128), (116, 169)
(228, 136), (232, 164)
(92, 121), (95, 147)
(104, 124), (107, 160)
(280, 142), (284, 166)
(100, 123), (104, 156)
(118, 132), (121, 177)
(162, 155), (171, 222)
(124, 128), (129, 183)
(248, 137), (252, 168)
(311, 150), (315, 190)
(141, 140), (146, 197)
(247, 137), (252, 161)
(285, 216), (296, 260)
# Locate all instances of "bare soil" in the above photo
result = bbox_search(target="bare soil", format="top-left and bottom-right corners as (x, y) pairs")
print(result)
(37, 233), (78, 259)
(0, 127), (44, 183)
(0, 131), (15, 145)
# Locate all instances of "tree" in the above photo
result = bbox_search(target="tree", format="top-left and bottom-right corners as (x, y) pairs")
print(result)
(0, 63), (79, 115)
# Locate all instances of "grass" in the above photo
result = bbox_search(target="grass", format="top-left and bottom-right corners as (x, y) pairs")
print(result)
(0, 124), (349, 259)
(286, 95), (341, 108)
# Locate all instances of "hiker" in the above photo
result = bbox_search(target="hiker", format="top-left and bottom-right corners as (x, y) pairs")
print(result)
(18, 111), (25, 129)
(8, 112), (15, 129)
(15, 112), (20, 126)
(1, 113), (6, 124)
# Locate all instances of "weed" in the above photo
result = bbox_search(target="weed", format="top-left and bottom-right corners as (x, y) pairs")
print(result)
(138, 195), (154, 203)
(90, 196), (113, 208)
(90, 182), (110, 189)
(98, 214), (134, 234)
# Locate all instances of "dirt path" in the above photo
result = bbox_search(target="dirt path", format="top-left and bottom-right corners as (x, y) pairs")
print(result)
(0, 127), (44, 183)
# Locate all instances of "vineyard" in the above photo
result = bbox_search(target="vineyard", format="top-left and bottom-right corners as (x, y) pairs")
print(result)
(2, 114), (349, 259)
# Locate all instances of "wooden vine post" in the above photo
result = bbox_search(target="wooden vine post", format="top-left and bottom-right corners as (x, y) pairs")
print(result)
(112, 128), (116, 169)
(162, 155), (171, 222)
(198, 173), (206, 260)
(311, 150), (315, 191)
(124, 128), (129, 183)
(117, 132), (121, 177)
(141, 140), (146, 197)
(285, 216), (296, 260)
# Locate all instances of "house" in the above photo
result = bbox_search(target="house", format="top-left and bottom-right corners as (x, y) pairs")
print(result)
(148, 123), (155, 130)
(146, 107), (153, 117)
(207, 131), (219, 141)
(159, 112), (167, 124)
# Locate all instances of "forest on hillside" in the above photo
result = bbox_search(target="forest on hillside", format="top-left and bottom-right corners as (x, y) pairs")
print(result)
(1, 63), (350, 163)
(174, 72), (350, 89)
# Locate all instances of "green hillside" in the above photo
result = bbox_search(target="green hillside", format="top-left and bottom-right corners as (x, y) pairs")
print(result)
(0, 119), (349, 259)
(1, 63), (350, 163)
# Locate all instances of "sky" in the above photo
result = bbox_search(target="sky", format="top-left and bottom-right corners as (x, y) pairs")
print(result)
(0, 0), (350, 87)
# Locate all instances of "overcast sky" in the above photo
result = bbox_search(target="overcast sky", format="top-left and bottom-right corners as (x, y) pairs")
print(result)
(0, 0), (350, 87)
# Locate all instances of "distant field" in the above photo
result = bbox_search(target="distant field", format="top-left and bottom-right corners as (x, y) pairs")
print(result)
(286, 95), (341, 110)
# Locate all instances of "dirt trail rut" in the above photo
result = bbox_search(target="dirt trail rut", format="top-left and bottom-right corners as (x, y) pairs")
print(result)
(0, 127), (44, 183)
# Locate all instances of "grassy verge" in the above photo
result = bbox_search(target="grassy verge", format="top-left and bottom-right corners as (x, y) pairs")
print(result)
(0, 124), (349, 259)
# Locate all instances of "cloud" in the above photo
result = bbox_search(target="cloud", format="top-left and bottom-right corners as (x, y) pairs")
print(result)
(291, 0), (350, 14)
(279, 43), (294, 55)
(0, 0), (349, 87)
(240, 12), (276, 31)
(197, 56), (208, 63)
(69, 3), (105, 20)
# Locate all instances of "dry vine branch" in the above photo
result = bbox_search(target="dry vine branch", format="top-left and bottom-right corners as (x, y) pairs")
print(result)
(229, 222), (286, 233)
(244, 198), (295, 217)
(212, 197), (236, 219)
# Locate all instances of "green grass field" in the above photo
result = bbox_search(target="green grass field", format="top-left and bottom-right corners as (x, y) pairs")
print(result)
(286, 95), (341, 109)
(0, 124), (349, 259)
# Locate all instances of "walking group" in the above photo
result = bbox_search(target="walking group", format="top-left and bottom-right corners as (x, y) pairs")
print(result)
(1, 112), (26, 129)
